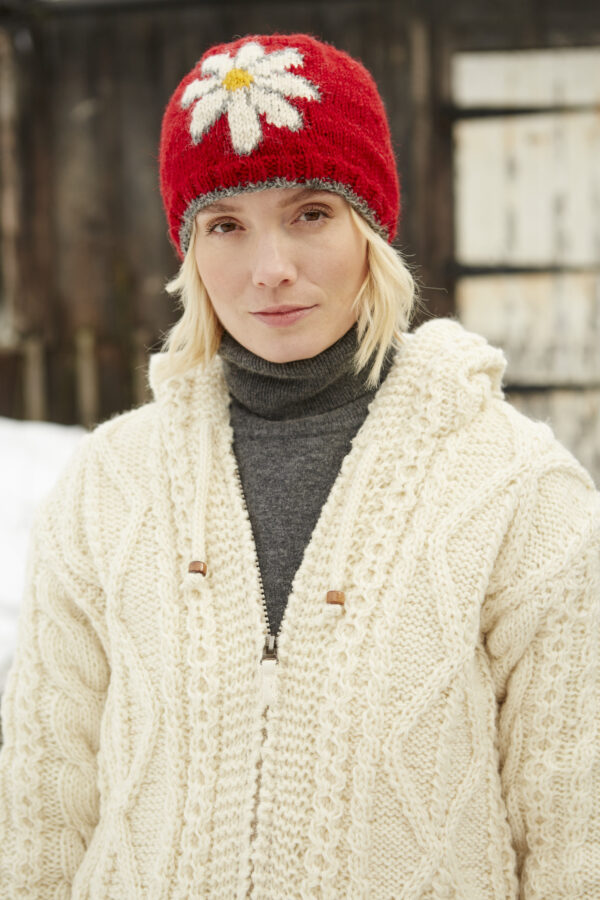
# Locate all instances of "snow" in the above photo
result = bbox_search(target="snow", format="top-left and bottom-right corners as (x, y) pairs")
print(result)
(0, 417), (86, 693)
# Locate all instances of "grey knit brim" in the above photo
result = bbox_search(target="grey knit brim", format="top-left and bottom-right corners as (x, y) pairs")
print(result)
(178, 177), (389, 256)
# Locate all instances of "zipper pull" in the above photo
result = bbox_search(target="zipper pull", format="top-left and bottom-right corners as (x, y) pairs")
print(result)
(262, 634), (277, 661)
(260, 634), (278, 711)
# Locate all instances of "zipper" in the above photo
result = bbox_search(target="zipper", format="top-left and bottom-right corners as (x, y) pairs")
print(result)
(233, 461), (280, 889)
(235, 461), (281, 677)
(260, 634), (278, 710)
(232, 464), (279, 699)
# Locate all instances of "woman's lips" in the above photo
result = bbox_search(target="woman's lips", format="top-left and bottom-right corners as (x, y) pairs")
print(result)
(251, 305), (317, 327)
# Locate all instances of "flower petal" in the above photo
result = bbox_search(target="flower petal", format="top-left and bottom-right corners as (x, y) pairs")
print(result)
(248, 48), (304, 76)
(253, 72), (320, 101)
(226, 90), (262, 155)
(189, 88), (228, 142)
(181, 77), (220, 109)
(201, 52), (234, 78)
(234, 41), (265, 70)
(250, 86), (302, 131)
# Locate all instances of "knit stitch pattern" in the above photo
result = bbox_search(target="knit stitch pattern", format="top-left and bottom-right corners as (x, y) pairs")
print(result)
(0, 318), (598, 899)
(159, 33), (400, 256)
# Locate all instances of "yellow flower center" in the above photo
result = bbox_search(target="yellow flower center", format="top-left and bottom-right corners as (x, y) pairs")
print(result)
(222, 68), (254, 92)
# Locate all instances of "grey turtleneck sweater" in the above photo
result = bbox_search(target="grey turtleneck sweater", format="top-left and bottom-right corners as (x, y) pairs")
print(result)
(219, 326), (393, 638)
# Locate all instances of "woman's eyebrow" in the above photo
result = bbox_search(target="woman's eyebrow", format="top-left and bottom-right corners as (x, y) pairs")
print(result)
(196, 188), (332, 215)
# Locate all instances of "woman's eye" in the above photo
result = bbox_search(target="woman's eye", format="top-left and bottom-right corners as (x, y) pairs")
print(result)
(299, 207), (329, 223)
(207, 221), (237, 235)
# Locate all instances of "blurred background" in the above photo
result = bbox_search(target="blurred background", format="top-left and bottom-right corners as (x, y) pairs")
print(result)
(0, 0), (599, 688)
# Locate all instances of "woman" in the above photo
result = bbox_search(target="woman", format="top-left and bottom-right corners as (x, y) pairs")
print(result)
(0, 32), (598, 899)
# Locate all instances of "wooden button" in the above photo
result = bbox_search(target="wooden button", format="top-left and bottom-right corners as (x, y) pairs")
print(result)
(326, 590), (345, 606)
(188, 561), (208, 576)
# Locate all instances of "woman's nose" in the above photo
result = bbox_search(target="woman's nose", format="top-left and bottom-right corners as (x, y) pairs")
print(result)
(251, 231), (297, 288)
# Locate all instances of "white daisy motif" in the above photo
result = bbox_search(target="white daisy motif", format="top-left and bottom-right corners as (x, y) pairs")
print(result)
(180, 41), (321, 155)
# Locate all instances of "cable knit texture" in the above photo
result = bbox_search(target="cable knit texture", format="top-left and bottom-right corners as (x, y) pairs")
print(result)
(0, 318), (598, 899)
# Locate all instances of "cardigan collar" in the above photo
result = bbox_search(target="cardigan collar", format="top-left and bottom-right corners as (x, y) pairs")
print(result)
(148, 317), (506, 439)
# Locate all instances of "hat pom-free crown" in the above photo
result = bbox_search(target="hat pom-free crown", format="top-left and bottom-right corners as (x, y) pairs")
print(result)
(159, 33), (400, 258)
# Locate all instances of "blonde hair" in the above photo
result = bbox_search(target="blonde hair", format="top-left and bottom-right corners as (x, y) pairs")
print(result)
(161, 204), (417, 388)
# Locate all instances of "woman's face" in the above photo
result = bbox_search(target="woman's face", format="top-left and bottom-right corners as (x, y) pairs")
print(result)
(193, 186), (369, 363)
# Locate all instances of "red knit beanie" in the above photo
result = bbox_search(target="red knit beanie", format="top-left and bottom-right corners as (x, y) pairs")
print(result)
(159, 33), (400, 258)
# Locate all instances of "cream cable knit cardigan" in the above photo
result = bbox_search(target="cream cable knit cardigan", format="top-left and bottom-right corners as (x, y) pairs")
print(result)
(0, 318), (599, 900)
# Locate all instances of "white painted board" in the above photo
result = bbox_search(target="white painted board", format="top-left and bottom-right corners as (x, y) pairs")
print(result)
(454, 111), (600, 268)
(456, 272), (600, 385)
(452, 48), (600, 109)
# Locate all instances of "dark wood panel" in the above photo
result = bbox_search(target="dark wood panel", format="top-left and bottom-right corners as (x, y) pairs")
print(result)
(0, 351), (23, 419)
(47, 16), (116, 336)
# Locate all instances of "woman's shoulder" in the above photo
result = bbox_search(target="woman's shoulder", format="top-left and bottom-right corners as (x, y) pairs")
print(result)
(34, 401), (159, 530)
(89, 399), (160, 464)
(402, 318), (595, 485)
(483, 392), (593, 486)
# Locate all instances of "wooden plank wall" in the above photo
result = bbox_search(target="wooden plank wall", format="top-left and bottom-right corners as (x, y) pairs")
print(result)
(0, 0), (419, 427)
(452, 47), (600, 483)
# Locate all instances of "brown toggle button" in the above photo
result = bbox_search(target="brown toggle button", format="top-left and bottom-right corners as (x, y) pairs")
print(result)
(188, 561), (208, 576)
(326, 590), (345, 606)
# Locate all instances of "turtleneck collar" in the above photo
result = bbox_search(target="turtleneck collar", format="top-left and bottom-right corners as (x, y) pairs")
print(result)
(218, 325), (392, 421)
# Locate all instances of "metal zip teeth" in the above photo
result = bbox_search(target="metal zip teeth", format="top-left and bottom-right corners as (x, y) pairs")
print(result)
(234, 461), (275, 866)
(233, 463), (276, 658)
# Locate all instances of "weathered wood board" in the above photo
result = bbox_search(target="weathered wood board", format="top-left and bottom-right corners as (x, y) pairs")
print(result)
(453, 46), (600, 487)
(0, 30), (18, 348)
(453, 111), (600, 267)
(456, 272), (600, 385)
(508, 389), (600, 488)
(452, 47), (600, 108)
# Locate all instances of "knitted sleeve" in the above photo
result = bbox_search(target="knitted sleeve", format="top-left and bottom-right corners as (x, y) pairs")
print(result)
(482, 459), (600, 898)
(0, 436), (110, 898)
